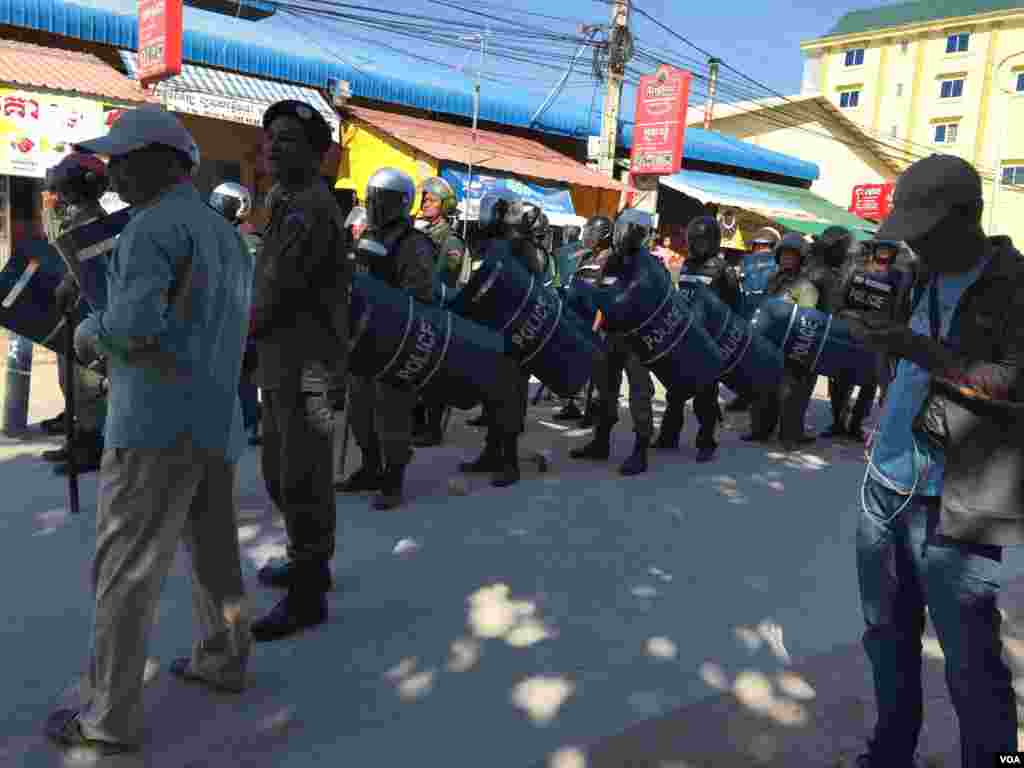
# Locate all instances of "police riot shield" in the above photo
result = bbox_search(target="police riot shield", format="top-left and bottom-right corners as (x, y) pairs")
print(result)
(447, 241), (603, 397)
(53, 206), (134, 312)
(0, 237), (88, 354)
(349, 273), (518, 411)
(749, 297), (880, 385)
(592, 248), (726, 395)
(739, 251), (778, 319)
(677, 275), (784, 399)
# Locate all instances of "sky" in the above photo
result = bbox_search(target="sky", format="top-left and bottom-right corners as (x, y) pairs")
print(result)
(87, 0), (899, 119)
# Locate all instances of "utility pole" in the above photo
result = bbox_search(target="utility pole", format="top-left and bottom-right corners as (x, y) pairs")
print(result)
(461, 32), (487, 239)
(598, 0), (631, 178)
(703, 57), (720, 130)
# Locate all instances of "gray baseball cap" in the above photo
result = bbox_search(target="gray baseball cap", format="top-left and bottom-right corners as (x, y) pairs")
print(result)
(876, 154), (982, 242)
(75, 105), (200, 167)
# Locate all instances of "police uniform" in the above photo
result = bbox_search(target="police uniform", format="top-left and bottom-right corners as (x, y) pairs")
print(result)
(252, 177), (350, 588)
(659, 253), (741, 454)
(348, 217), (435, 485)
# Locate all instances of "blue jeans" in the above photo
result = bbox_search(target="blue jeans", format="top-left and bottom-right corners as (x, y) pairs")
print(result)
(857, 477), (1017, 766)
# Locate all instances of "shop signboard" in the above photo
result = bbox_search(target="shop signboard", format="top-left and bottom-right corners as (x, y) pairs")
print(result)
(440, 165), (575, 220)
(0, 90), (105, 178)
(850, 182), (895, 222)
(138, 0), (184, 87)
(630, 64), (692, 177)
(159, 88), (341, 142)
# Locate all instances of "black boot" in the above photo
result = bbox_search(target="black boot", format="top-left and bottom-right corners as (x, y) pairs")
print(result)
(251, 589), (328, 642)
(459, 437), (503, 473)
(336, 437), (382, 492)
(466, 408), (487, 427)
(570, 425), (611, 460)
(491, 434), (521, 488)
(579, 400), (602, 429)
(413, 406), (444, 447)
(821, 421), (846, 438)
(847, 421), (867, 443)
(725, 396), (750, 413)
(53, 430), (103, 475)
(41, 440), (72, 463)
(373, 463), (407, 510)
(257, 559), (333, 591)
(620, 434), (649, 476)
(654, 403), (684, 451)
(695, 428), (717, 463)
(40, 412), (67, 435)
(553, 400), (582, 421)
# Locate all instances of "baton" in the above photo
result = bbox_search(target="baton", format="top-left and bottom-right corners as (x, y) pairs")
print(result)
(63, 311), (80, 516)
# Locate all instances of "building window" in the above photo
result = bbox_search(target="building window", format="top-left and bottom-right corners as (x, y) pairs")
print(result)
(939, 78), (965, 98)
(839, 89), (861, 108)
(901, 40), (909, 54)
(896, 83), (904, 97)
(844, 48), (865, 67)
(945, 32), (970, 54)
(1002, 165), (1024, 186)
(1016, 72), (1024, 92)
(890, 124), (899, 137)
(934, 123), (959, 144)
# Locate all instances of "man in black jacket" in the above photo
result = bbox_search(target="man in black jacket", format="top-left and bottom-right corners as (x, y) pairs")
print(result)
(654, 215), (740, 462)
(250, 100), (351, 642)
(337, 168), (435, 509)
(851, 154), (1024, 768)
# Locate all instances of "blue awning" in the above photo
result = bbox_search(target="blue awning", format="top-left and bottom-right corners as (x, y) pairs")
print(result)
(118, 50), (340, 140)
(2, 0), (819, 182)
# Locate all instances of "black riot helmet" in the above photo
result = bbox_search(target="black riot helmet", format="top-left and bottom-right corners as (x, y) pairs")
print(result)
(582, 215), (612, 251)
(612, 208), (654, 256)
(685, 215), (722, 263)
(479, 190), (519, 238)
(44, 152), (108, 205)
(815, 225), (853, 269)
(563, 225), (581, 243)
(365, 167), (417, 230)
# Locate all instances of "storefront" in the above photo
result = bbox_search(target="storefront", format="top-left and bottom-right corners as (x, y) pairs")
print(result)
(0, 40), (149, 266)
(118, 51), (343, 229)
(335, 106), (621, 233)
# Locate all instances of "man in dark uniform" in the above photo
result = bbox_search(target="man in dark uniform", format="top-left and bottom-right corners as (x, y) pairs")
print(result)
(337, 167), (435, 509)
(571, 215), (615, 428)
(824, 239), (912, 441)
(570, 209), (655, 476)
(413, 176), (464, 447)
(457, 193), (542, 488)
(551, 222), (595, 421)
(250, 100), (351, 642)
(42, 152), (111, 476)
(655, 215), (741, 462)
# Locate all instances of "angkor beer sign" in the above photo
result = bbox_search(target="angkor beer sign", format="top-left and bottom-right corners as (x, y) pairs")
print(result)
(630, 64), (692, 176)
(850, 182), (895, 222)
(137, 0), (183, 88)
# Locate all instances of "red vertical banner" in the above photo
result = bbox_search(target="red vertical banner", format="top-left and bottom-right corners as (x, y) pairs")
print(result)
(138, 0), (183, 88)
(849, 182), (895, 221)
(630, 64), (692, 177)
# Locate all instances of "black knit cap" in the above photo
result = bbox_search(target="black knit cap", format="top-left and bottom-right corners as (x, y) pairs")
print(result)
(263, 100), (332, 153)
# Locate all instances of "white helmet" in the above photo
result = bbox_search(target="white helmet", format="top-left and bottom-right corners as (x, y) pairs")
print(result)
(209, 182), (252, 224)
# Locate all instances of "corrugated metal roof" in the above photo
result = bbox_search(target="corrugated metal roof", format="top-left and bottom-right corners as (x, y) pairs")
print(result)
(0, 38), (149, 103)
(350, 105), (622, 191)
(0, 0), (819, 182)
(827, 0), (1023, 38)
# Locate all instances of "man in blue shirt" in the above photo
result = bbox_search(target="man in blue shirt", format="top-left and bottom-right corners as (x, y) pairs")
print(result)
(45, 106), (254, 754)
(852, 155), (1024, 767)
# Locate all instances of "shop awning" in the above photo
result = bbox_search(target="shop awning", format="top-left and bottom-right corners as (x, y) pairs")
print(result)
(0, 40), (149, 104)
(119, 51), (340, 142)
(439, 164), (580, 221)
(660, 169), (877, 241)
(348, 106), (622, 194)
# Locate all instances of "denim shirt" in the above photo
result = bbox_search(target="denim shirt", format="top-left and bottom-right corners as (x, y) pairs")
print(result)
(868, 256), (988, 495)
(77, 183), (253, 461)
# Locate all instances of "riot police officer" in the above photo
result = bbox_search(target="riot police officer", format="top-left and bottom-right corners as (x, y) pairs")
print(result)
(570, 209), (656, 476)
(456, 190), (539, 488)
(570, 215), (615, 427)
(338, 168), (435, 509)
(41, 152), (111, 476)
(743, 232), (820, 451)
(655, 215), (741, 462)
(551, 220), (599, 421)
(413, 177), (464, 447)
(209, 182), (262, 444)
(250, 100), (351, 642)
(726, 226), (780, 412)
(825, 238), (912, 440)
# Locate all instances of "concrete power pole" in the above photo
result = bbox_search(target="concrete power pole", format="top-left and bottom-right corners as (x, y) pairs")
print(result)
(703, 57), (721, 130)
(598, 0), (631, 177)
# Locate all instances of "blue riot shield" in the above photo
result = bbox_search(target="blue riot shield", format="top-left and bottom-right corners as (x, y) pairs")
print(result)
(53, 206), (133, 312)
(739, 251), (778, 319)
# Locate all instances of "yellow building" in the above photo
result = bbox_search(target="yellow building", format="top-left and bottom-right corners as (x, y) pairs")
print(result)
(801, 0), (1024, 243)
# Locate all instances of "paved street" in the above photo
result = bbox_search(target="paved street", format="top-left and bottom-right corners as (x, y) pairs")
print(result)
(2, 362), (1024, 767)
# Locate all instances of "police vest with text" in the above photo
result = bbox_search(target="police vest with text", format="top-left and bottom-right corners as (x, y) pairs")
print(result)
(843, 270), (899, 321)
